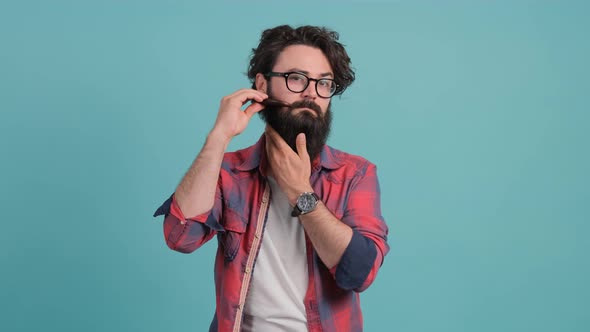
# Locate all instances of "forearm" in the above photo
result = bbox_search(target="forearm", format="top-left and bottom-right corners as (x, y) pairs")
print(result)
(300, 202), (383, 291)
(299, 202), (353, 269)
(174, 129), (230, 218)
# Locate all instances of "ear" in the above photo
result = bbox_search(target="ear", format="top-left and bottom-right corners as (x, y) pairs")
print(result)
(255, 73), (268, 93)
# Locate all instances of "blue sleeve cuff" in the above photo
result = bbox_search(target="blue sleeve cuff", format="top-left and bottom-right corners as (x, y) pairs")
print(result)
(335, 230), (377, 290)
(153, 194), (174, 217)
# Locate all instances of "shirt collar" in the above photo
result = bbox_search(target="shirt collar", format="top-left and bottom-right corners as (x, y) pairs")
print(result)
(234, 134), (343, 174)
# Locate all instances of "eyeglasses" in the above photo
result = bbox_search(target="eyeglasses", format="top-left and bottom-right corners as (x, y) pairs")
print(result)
(265, 72), (339, 98)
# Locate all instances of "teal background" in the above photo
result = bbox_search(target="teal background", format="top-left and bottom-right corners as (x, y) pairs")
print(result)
(1, 0), (588, 331)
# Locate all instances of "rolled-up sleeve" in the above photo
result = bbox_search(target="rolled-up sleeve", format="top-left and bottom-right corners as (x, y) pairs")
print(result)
(153, 192), (224, 254)
(332, 162), (389, 292)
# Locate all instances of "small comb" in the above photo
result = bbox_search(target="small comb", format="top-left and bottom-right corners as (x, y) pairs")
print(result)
(261, 98), (292, 108)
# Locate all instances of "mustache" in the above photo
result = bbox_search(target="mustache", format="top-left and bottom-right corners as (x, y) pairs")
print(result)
(290, 99), (322, 116)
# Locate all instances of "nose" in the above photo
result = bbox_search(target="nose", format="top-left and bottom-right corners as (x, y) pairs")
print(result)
(301, 80), (318, 99)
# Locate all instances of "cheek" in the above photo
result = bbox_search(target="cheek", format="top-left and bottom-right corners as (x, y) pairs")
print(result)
(320, 100), (331, 113)
(272, 82), (291, 96)
(267, 82), (283, 98)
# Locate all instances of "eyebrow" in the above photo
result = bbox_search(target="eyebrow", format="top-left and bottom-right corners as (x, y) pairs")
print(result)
(287, 68), (334, 78)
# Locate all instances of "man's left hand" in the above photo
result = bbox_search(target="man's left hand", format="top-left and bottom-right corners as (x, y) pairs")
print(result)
(265, 126), (314, 205)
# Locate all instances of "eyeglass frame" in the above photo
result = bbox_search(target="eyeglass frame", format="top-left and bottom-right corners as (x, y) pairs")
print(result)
(265, 71), (340, 98)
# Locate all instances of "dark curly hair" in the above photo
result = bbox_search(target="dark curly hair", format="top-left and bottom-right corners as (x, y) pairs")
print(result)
(247, 25), (355, 96)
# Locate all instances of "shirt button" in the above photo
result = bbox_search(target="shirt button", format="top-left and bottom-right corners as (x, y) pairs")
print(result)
(245, 268), (251, 274)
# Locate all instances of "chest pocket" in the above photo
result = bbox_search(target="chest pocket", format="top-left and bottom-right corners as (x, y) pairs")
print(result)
(219, 208), (247, 262)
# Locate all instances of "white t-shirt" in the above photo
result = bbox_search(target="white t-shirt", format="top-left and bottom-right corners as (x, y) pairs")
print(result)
(242, 176), (309, 332)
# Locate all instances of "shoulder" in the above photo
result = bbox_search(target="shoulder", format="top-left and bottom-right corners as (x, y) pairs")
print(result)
(221, 139), (263, 172)
(324, 144), (376, 174)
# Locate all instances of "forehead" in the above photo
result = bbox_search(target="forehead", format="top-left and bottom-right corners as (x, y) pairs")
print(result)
(273, 44), (333, 74)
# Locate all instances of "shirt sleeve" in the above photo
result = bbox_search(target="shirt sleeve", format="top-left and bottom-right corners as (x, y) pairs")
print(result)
(332, 162), (389, 292)
(153, 191), (224, 253)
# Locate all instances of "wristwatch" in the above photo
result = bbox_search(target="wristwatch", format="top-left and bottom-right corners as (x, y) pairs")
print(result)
(291, 192), (320, 217)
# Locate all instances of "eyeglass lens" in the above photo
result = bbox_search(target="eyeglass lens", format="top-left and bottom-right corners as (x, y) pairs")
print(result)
(286, 73), (335, 97)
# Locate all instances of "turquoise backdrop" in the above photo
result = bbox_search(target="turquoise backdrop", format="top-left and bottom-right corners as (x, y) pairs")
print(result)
(1, 1), (588, 331)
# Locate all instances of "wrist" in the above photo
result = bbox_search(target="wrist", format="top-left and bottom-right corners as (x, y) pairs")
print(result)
(207, 128), (232, 147)
(291, 191), (320, 217)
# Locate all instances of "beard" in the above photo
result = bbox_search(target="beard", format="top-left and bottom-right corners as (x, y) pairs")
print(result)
(259, 93), (332, 161)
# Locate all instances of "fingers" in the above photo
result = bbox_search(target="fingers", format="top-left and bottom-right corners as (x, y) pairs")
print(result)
(264, 126), (278, 147)
(222, 89), (268, 108)
(233, 89), (268, 118)
(266, 127), (309, 164)
(265, 126), (289, 151)
(236, 89), (268, 105)
(296, 133), (310, 162)
(215, 89), (268, 139)
(243, 102), (265, 119)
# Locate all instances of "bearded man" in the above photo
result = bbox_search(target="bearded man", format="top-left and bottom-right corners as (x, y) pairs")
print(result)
(154, 24), (390, 332)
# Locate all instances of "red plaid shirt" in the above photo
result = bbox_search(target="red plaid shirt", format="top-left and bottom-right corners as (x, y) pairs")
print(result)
(154, 136), (389, 332)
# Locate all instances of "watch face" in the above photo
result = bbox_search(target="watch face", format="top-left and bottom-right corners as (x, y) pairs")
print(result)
(297, 193), (317, 212)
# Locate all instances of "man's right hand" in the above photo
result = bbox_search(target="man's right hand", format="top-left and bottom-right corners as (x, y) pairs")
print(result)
(211, 89), (268, 141)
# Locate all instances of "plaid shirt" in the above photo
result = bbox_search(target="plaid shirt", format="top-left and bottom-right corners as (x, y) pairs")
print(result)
(154, 135), (389, 332)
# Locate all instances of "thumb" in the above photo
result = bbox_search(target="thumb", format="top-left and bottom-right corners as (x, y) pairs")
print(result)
(243, 102), (265, 119)
(296, 133), (309, 160)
